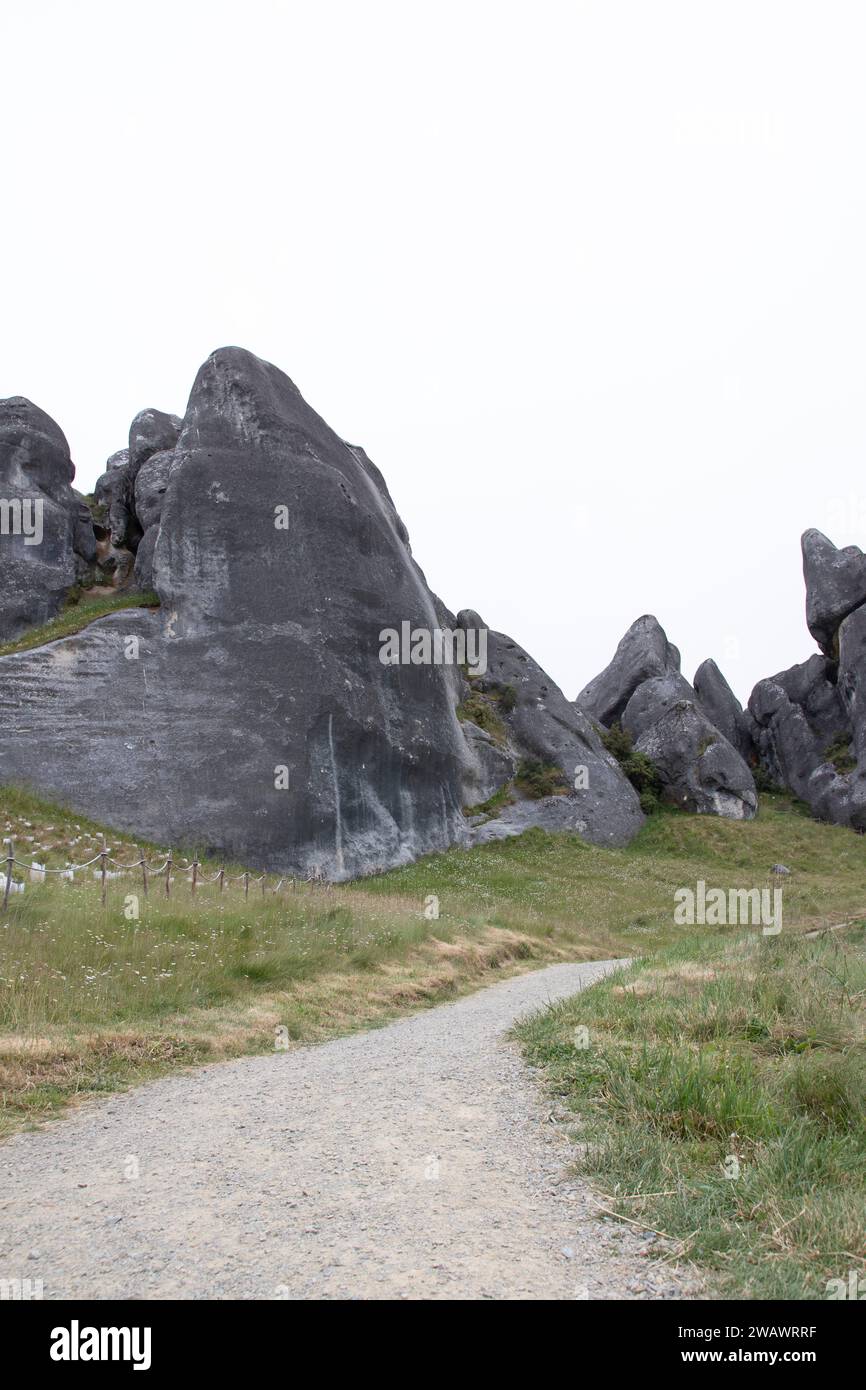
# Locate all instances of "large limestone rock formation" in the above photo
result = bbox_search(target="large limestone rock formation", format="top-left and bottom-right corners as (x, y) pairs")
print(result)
(748, 530), (866, 828)
(622, 672), (757, 819)
(576, 615), (680, 727)
(802, 528), (866, 657)
(576, 617), (758, 820)
(0, 347), (645, 874)
(455, 609), (644, 847)
(0, 398), (97, 641)
(693, 658), (754, 762)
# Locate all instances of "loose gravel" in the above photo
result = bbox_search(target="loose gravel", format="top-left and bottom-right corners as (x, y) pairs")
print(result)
(0, 959), (699, 1300)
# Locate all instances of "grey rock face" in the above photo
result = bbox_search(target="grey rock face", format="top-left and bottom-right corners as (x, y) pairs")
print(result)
(72, 493), (98, 566)
(134, 449), (175, 533)
(132, 525), (158, 590)
(620, 671), (696, 742)
(456, 609), (645, 846)
(622, 676), (757, 819)
(578, 616), (757, 820)
(575, 615), (680, 726)
(839, 604), (866, 763)
(469, 795), (591, 846)
(0, 349), (476, 877)
(748, 529), (866, 829)
(0, 397), (96, 641)
(460, 720), (518, 806)
(693, 658), (754, 761)
(749, 661), (866, 829)
(802, 528), (866, 657)
(133, 448), (176, 588)
(127, 409), (182, 488)
(94, 449), (135, 550)
(772, 654), (846, 748)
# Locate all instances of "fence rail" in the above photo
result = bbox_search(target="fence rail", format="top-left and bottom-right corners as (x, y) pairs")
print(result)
(1, 835), (327, 910)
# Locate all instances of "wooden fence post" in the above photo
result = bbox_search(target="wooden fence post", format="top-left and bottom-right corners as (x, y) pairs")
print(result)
(138, 846), (148, 898)
(191, 860), (199, 897)
(165, 851), (173, 898)
(2, 839), (13, 911)
(244, 872), (249, 899)
(261, 875), (266, 897)
(218, 866), (225, 893)
(100, 836), (108, 906)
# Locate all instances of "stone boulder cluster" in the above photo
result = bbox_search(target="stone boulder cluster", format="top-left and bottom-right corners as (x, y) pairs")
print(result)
(577, 618), (758, 821)
(573, 528), (866, 833)
(0, 347), (863, 877)
(0, 395), (183, 644)
(0, 399), (98, 641)
(747, 530), (866, 830)
(92, 407), (183, 591)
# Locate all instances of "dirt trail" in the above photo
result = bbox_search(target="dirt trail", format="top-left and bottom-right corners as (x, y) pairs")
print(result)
(0, 960), (697, 1300)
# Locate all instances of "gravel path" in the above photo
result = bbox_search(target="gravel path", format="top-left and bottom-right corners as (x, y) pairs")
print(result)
(0, 960), (697, 1300)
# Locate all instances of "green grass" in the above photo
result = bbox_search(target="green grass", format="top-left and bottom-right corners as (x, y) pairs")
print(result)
(456, 690), (508, 743)
(1, 784), (865, 1146)
(516, 927), (866, 1299)
(357, 793), (866, 953)
(513, 757), (571, 799)
(0, 590), (160, 658)
(824, 732), (857, 775)
(601, 721), (665, 814)
(463, 783), (515, 821)
(0, 787), (555, 1134)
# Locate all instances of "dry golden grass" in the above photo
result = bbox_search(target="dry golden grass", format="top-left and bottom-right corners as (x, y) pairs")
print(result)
(2, 782), (864, 1138)
(0, 922), (559, 1136)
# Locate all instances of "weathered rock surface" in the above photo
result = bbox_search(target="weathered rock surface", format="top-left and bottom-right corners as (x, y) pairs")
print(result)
(456, 609), (645, 846)
(132, 525), (159, 590)
(470, 795), (593, 845)
(134, 449), (175, 533)
(93, 448), (134, 549)
(0, 349), (649, 872)
(750, 653), (866, 830)
(127, 409), (182, 488)
(748, 529), (866, 829)
(0, 397), (96, 640)
(693, 657), (754, 761)
(576, 615), (680, 726)
(133, 448), (176, 588)
(578, 617), (757, 820)
(839, 605), (866, 762)
(1, 350), (476, 876)
(460, 720), (518, 805)
(623, 676), (757, 819)
(803, 528), (866, 657)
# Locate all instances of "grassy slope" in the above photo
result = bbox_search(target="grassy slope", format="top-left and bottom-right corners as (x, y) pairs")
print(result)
(516, 927), (866, 1300)
(0, 590), (159, 658)
(1, 785), (864, 1144)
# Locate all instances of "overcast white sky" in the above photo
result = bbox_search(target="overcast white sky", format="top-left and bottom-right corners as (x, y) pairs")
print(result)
(2, 1), (864, 703)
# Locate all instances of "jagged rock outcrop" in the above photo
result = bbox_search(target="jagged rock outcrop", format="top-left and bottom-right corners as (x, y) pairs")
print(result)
(91, 414), (181, 589)
(94, 448), (134, 549)
(748, 530), (866, 829)
(576, 615), (680, 726)
(0, 350), (629, 874)
(577, 617), (757, 820)
(803, 528), (866, 657)
(0, 350), (468, 875)
(456, 609), (644, 846)
(0, 348), (646, 873)
(622, 673), (757, 819)
(133, 449), (176, 588)
(127, 409), (182, 488)
(693, 658), (754, 761)
(0, 397), (97, 641)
